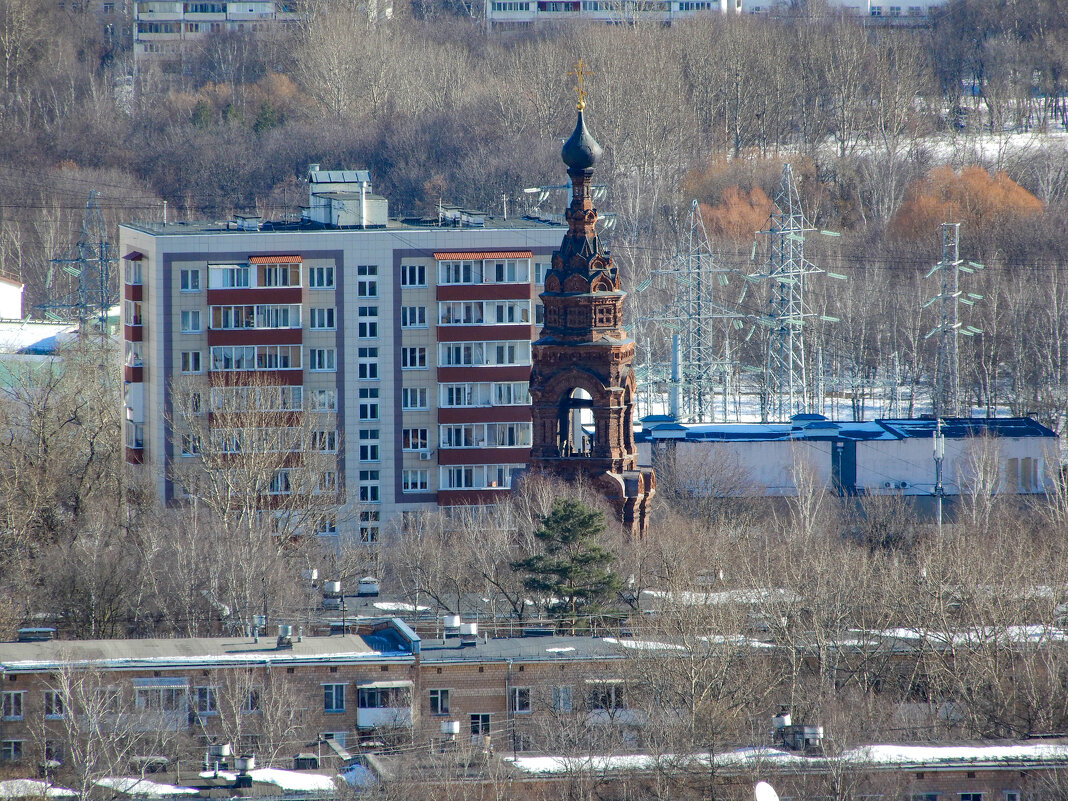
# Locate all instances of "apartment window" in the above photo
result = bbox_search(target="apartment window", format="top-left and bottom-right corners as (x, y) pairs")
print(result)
(44, 740), (62, 763)
(357, 306), (379, 339)
(402, 428), (428, 451)
(439, 260), (478, 285)
(323, 684), (346, 713)
(310, 388), (337, 411)
(180, 433), (201, 457)
(194, 687), (218, 716)
(359, 387), (379, 420)
(470, 714), (490, 736)
(311, 430), (338, 452)
(125, 259), (143, 285)
(208, 264), (249, 288)
(309, 348), (337, 372)
(587, 682), (625, 711)
(401, 387), (428, 410)
(1004, 793), (1019, 801)
(888, 4), (901, 13)
(402, 470), (429, 492)
(359, 510), (379, 543)
(309, 307), (335, 329)
(135, 685), (187, 711)
(356, 265), (377, 297)
(908, 4), (923, 13)
(358, 429), (380, 462)
(510, 687), (531, 714)
(442, 466), (474, 489)
(429, 689), (450, 715)
(401, 306), (427, 328)
(487, 259), (529, 284)
(439, 301), (484, 325)
(402, 347), (427, 369)
(315, 514), (338, 536)
(439, 341), (530, 367)
(269, 469), (291, 495)
(552, 686), (573, 713)
(960, 796), (982, 801)
(870, 4), (882, 13)
(401, 264), (426, 287)
(0, 741), (23, 762)
(125, 421), (144, 449)
(43, 691), (64, 719)
(258, 262), (299, 287)
(357, 347), (378, 380)
(535, 303), (544, 325)
(308, 265), (335, 289)
(534, 261), (550, 285)
(2, 692), (23, 720)
(359, 470), (380, 504)
(180, 268), (200, 291)
(124, 299), (143, 326)
(180, 309), (202, 333)
(244, 688), (261, 713)
(491, 300), (530, 323)
(317, 471), (337, 494)
(180, 351), (202, 374)
(909, 796), (938, 801)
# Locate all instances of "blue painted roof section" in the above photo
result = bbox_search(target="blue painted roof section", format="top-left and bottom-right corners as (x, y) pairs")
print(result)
(637, 417), (1056, 444)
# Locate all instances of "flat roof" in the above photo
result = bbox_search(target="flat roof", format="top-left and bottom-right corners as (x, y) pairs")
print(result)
(638, 417), (1057, 444)
(119, 215), (565, 237)
(419, 635), (627, 664)
(0, 633), (414, 672)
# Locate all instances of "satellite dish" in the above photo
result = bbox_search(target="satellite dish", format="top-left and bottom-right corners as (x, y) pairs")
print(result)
(755, 782), (780, 801)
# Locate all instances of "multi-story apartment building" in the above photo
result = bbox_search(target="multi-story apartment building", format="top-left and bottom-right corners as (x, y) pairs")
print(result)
(485, 0), (945, 32)
(131, 0), (391, 76)
(119, 167), (562, 541)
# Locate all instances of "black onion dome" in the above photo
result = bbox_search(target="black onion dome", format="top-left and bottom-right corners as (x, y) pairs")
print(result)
(561, 109), (603, 171)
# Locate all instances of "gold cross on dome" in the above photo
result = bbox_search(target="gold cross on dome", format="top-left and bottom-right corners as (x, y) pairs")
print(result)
(568, 59), (592, 111)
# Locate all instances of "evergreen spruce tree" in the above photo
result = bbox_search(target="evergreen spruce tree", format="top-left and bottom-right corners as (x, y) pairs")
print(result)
(511, 498), (621, 629)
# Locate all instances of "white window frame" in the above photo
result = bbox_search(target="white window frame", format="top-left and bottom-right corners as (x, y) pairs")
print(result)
(401, 387), (428, 410)
(180, 309), (202, 333)
(308, 265), (335, 289)
(309, 307), (336, 330)
(401, 264), (426, 287)
(309, 348), (337, 372)
(180, 350), (202, 374)
(401, 306), (427, 328)
(402, 469), (429, 492)
(401, 347), (427, 370)
(180, 268), (201, 292)
(2, 692), (24, 721)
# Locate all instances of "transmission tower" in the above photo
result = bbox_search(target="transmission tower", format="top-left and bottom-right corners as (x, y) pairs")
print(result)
(923, 222), (984, 418)
(639, 200), (741, 422)
(39, 191), (118, 336)
(758, 164), (824, 422)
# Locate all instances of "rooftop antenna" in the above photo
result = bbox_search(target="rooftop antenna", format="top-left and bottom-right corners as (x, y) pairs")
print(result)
(38, 190), (118, 341)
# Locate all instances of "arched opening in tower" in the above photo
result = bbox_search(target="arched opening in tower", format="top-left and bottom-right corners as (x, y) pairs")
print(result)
(558, 388), (594, 457)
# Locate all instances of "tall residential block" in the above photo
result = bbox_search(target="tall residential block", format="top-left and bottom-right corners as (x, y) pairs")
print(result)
(120, 168), (562, 541)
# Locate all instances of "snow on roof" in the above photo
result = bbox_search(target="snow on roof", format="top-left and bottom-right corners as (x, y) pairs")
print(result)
(603, 637), (685, 651)
(199, 768), (337, 793)
(642, 588), (800, 606)
(372, 601), (430, 613)
(0, 321), (76, 355)
(0, 780), (76, 798)
(95, 778), (198, 796)
(0, 633), (414, 673)
(508, 743), (1068, 776)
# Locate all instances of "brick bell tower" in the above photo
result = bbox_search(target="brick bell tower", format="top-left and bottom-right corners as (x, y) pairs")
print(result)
(527, 74), (654, 537)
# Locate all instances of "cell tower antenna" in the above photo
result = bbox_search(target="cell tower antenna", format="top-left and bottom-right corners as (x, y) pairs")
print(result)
(923, 222), (983, 418)
(39, 191), (118, 338)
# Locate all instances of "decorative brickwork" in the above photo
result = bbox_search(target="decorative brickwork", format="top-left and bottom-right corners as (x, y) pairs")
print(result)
(528, 106), (654, 537)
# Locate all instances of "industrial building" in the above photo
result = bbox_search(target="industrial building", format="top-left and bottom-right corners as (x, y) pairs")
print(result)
(637, 414), (1059, 502)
